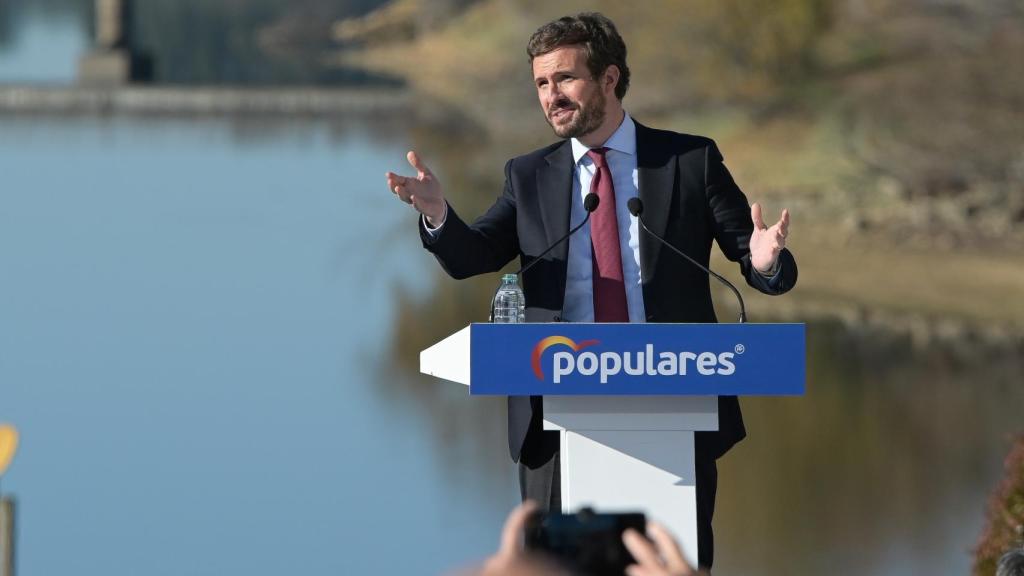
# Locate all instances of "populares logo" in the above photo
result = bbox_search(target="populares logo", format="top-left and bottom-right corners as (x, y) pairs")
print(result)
(531, 335), (740, 384)
(531, 336), (600, 380)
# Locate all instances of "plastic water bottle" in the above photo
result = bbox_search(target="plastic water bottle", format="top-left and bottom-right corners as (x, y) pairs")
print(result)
(491, 273), (526, 323)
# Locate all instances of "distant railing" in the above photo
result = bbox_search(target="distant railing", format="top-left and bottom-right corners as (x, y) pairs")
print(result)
(0, 85), (410, 116)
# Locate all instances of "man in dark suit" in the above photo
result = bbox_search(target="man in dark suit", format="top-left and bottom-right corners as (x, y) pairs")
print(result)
(386, 12), (797, 569)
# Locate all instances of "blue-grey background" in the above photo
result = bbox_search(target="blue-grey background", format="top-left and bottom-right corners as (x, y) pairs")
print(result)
(1, 2), (1022, 575)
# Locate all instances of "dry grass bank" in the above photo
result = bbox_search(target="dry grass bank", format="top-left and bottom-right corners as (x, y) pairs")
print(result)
(333, 0), (1024, 330)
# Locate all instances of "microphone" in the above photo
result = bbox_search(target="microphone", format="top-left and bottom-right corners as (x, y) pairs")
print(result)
(490, 193), (600, 322)
(515, 192), (599, 276)
(627, 197), (748, 323)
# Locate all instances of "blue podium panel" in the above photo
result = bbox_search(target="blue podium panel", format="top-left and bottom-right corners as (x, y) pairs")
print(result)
(469, 323), (805, 396)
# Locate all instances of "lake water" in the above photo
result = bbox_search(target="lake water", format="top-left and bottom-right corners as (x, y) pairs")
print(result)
(0, 113), (524, 575)
(1, 5), (1022, 576)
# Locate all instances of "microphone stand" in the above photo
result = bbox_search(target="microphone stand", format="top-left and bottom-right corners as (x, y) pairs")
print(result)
(628, 198), (747, 323)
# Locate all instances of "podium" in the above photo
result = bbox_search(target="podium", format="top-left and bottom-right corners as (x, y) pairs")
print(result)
(421, 322), (805, 566)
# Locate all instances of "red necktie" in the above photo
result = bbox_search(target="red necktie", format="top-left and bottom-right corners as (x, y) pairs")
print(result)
(587, 148), (629, 322)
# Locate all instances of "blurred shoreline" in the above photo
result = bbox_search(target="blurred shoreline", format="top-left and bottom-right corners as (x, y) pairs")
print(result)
(0, 85), (409, 116)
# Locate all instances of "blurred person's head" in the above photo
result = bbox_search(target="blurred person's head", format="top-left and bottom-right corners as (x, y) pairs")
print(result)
(527, 13), (629, 144)
(998, 548), (1024, 576)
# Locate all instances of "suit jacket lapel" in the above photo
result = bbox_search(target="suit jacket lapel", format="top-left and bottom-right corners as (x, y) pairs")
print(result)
(537, 141), (574, 264)
(636, 122), (674, 283)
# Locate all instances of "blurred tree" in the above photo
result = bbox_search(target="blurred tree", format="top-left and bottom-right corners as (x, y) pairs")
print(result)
(974, 436), (1024, 576)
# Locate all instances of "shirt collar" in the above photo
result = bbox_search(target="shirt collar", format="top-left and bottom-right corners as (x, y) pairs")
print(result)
(571, 111), (636, 165)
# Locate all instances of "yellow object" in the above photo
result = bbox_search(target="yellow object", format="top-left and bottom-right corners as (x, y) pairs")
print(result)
(0, 425), (18, 476)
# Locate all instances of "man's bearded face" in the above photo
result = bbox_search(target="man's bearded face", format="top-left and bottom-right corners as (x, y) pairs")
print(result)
(545, 82), (607, 139)
(533, 46), (608, 140)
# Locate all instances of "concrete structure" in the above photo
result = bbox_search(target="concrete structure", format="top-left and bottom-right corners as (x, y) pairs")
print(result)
(0, 498), (13, 576)
(78, 0), (150, 85)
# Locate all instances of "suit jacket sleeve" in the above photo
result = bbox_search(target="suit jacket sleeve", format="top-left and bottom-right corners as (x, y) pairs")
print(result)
(705, 141), (797, 295)
(419, 159), (520, 279)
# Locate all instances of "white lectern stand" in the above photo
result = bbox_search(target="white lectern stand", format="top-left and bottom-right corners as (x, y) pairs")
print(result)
(543, 396), (716, 566)
(420, 325), (718, 566)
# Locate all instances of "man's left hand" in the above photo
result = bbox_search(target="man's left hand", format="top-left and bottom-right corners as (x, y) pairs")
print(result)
(749, 203), (790, 274)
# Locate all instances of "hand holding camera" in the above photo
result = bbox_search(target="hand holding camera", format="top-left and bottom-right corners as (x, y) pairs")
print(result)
(621, 522), (697, 576)
(476, 502), (699, 576)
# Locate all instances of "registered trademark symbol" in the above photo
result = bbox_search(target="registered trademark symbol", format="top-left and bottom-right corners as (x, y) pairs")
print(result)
(734, 344), (745, 354)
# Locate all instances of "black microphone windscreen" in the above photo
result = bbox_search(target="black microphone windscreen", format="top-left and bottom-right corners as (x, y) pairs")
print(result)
(583, 193), (600, 213)
(627, 197), (643, 216)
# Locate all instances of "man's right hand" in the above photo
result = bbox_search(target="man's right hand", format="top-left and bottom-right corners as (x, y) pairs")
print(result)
(385, 150), (446, 227)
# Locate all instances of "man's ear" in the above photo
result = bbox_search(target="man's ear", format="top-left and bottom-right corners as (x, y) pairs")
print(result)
(603, 65), (621, 95)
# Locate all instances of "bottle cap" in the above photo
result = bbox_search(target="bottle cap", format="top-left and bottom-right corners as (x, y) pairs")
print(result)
(502, 273), (518, 283)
